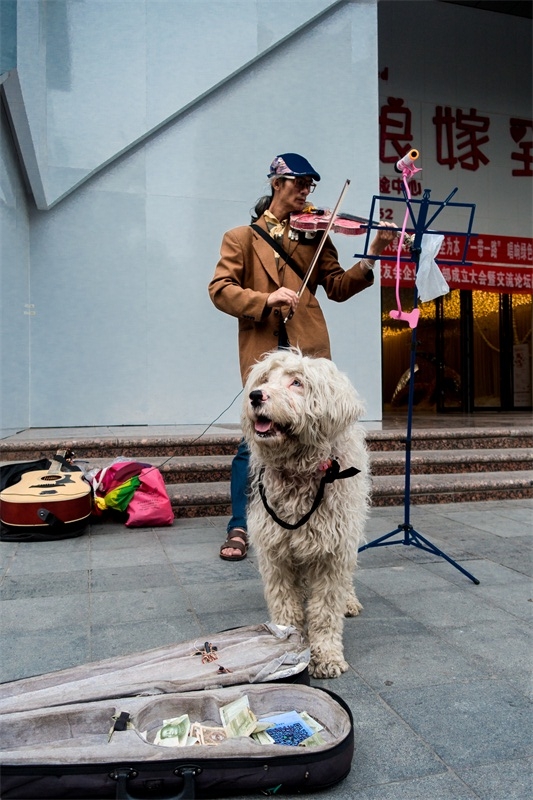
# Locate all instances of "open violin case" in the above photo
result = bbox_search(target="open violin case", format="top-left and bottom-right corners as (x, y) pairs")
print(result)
(0, 623), (355, 799)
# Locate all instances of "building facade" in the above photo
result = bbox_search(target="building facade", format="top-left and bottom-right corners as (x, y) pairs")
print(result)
(1, 0), (384, 428)
(378, 1), (532, 414)
(0, 1), (531, 430)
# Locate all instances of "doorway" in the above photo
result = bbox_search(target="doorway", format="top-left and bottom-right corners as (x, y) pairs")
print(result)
(381, 288), (532, 413)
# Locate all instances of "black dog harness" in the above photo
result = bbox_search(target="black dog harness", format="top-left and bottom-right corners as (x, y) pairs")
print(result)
(258, 459), (360, 531)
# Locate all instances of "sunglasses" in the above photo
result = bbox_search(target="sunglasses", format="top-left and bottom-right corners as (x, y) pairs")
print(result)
(283, 176), (317, 193)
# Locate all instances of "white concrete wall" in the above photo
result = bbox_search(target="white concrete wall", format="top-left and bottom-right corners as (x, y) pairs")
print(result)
(0, 0), (384, 428)
(0, 105), (31, 431)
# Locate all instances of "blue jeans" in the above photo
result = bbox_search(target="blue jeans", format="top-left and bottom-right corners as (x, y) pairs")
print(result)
(227, 438), (250, 533)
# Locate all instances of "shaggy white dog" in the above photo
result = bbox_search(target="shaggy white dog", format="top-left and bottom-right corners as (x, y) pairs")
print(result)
(242, 348), (370, 679)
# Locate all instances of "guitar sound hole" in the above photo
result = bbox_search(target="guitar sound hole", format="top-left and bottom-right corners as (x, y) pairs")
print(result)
(42, 475), (62, 481)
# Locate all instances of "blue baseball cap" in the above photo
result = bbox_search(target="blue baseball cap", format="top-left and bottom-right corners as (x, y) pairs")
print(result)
(268, 153), (321, 181)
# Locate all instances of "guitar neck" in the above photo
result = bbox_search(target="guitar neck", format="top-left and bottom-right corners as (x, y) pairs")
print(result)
(47, 450), (71, 478)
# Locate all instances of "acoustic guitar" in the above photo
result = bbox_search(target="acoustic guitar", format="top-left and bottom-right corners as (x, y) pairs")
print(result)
(0, 450), (92, 530)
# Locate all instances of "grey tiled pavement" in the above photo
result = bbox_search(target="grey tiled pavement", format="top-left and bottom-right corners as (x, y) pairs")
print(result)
(1, 499), (532, 799)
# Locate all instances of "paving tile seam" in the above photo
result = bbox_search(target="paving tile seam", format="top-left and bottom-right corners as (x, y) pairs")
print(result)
(375, 678), (533, 773)
(365, 683), (461, 769)
(385, 621), (532, 687)
(349, 629), (501, 685)
(346, 591), (518, 675)
(350, 771), (483, 798)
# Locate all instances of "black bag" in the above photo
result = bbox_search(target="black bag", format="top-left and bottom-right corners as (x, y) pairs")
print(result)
(1, 684), (354, 799)
(0, 624), (354, 799)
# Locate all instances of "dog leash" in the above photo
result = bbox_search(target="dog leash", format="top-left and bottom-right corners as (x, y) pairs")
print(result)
(258, 459), (360, 531)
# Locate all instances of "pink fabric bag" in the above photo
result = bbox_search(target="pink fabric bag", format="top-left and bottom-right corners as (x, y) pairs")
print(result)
(125, 466), (174, 527)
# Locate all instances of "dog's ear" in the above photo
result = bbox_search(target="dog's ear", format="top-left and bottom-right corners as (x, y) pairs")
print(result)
(303, 359), (365, 437)
(345, 378), (366, 421)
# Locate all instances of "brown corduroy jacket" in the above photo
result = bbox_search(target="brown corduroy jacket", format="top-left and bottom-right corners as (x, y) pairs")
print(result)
(208, 215), (374, 384)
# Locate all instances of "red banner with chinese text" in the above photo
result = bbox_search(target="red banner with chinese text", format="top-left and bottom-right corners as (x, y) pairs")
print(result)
(380, 234), (533, 295)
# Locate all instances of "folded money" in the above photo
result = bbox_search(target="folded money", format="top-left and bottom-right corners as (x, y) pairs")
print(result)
(300, 711), (324, 734)
(299, 731), (326, 747)
(252, 729), (275, 745)
(219, 695), (257, 739)
(142, 701), (326, 749)
(199, 726), (227, 746)
(153, 715), (190, 747)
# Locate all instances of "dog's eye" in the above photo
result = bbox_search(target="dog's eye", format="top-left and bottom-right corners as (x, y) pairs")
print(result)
(291, 378), (303, 388)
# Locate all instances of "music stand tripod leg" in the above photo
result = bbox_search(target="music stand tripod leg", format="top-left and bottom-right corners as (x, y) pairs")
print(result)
(408, 528), (480, 584)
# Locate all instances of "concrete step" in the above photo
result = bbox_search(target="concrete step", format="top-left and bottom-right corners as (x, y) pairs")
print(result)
(168, 480), (232, 519)
(0, 427), (531, 462)
(79, 455), (235, 484)
(0, 433), (242, 462)
(370, 448), (533, 475)
(53, 446), (533, 486)
(369, 469), (533, 506)
(166, 470), (533, 517)
(366, 428), (533, 452)
(2, 424), (531, 516)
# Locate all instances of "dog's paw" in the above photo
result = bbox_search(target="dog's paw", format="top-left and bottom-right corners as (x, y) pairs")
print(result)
(345, 596), (363, 617)
(309, 657), (349, 679)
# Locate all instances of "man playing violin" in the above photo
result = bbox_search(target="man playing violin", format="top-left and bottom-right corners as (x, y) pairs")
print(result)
(209, 152), (396, 561)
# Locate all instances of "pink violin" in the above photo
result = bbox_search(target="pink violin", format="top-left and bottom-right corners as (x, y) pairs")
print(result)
(290, 207), (371, 236)
(291, 206), (414, 248)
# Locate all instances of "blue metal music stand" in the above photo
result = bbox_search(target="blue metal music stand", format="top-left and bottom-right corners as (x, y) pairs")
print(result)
(354, 186), (480, 585)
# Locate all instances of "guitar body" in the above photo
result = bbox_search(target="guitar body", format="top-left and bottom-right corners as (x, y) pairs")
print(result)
(0, 451), (92, 538)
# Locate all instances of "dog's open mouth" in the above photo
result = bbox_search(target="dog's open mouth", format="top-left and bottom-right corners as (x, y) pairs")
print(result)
(254, 415), (289, 438)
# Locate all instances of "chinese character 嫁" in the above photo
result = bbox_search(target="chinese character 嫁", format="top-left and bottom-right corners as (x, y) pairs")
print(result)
(433, 106), (490, 171)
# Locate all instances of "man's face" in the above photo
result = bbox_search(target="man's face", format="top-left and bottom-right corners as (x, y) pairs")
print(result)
(274, 176), (315, 213)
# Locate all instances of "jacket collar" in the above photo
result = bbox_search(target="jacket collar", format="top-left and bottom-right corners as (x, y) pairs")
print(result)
(251, 216), (282, 286)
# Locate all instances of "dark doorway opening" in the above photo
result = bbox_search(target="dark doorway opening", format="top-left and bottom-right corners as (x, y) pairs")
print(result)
(381, 288), (532, 413)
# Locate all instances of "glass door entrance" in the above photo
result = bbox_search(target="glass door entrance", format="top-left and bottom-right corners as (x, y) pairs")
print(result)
(381, 288), (532, 413)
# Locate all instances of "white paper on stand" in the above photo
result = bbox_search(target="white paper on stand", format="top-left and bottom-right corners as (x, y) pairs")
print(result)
(416, 233), (449, 302)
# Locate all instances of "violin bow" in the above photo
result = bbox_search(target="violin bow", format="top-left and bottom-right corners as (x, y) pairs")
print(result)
(283, 178), (351, 324)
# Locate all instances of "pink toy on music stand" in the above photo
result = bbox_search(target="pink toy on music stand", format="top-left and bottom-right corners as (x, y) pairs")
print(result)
(389, 149), (422, 329)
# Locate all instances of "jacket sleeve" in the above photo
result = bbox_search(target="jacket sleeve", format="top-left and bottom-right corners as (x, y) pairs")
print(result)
(317, 237), (375, 302)
(208, 228), (271, 322)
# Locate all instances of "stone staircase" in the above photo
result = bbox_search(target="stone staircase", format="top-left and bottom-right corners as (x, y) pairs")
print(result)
(1, 423), (532, 518)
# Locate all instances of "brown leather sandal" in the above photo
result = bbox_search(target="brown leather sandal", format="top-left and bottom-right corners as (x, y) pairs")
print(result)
(219, 528), (248, 561)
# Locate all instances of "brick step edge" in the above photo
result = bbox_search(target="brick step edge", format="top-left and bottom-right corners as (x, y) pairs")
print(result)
(167, 470), (533, 516)
(370, 448), (533, 475)
(3, 449), (531, 484)
(1, 428), (531, 460)
(367, 432), (533, 452)
(0, 435), (242, 461)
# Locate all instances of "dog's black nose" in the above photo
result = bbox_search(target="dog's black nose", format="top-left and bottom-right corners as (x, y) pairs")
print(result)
(249, 389), (264, 407)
